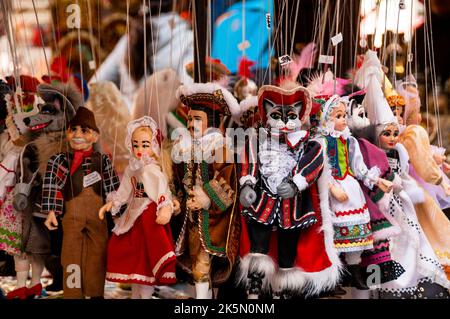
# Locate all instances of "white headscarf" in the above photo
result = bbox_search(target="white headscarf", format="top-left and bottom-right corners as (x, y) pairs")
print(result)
(125, 116), (162, 171)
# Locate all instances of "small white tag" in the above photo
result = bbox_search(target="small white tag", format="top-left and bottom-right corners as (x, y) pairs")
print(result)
(83, 171), (102, 188)
(265, 13), (271, 29)
(318, 55), (334, 64)
(238, 40), (250, 51)
(278, 54), (292, 66)
(407, 53), (413, 62)
(88, 60), (96, 70)
(399, 0), (406, 9)
(331, 32), (343, 46)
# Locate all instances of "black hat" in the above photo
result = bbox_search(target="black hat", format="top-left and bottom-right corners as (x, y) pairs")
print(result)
(68, 107), (99, 133)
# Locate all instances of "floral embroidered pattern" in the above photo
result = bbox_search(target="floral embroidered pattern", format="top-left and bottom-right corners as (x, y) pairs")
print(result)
(0, 188), (22, 255)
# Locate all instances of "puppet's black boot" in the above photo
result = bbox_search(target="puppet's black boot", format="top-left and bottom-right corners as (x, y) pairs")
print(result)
(348, 264), (369, 290)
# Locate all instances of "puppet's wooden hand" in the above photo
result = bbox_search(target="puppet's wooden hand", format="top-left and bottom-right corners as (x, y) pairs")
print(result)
(277, 182), (297, 199)
(377, 178), (393, 193)
(44, 211), (58, 230)
(329, 184), (349, 202)
(240, 185), (256, 207)
(156, 205), (172, 225)
(99, 201), (113, 220)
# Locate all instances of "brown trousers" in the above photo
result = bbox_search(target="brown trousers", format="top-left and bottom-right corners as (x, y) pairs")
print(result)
(188, 221), (211, 283)
(61, 187), (107, 298)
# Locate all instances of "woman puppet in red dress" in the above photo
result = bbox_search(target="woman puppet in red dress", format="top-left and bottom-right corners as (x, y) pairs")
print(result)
(99, 116), (178, 299)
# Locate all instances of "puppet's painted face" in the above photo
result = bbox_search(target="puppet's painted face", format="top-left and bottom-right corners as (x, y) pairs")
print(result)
(67, 125), (98, 151)
(131, 127), (154, 159)
(378, 124), (399, 150)
(329, 103), (347, 132)
(263, 98), (302, 133)
(187, 109), (208, 138)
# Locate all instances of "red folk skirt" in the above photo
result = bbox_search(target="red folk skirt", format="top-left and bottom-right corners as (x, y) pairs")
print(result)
(105, 202), (176, 285)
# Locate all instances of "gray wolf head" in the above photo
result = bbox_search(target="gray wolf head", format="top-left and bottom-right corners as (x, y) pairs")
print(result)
(24, 82), (82, 134)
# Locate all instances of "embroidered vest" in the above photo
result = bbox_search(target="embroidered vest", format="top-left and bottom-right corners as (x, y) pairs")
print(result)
(63, 152), (103, 201)
(325, 136), (354, 179)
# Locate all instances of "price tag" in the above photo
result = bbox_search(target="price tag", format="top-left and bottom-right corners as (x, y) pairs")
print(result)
(318, 55), (334, 64)
(266, 13), (271, 29)
(238, 40), (250, 51)
(331, 32), (343, 46)
(407, 53), (414, 62)
(83, 171), (102, 188)
(278, 54), (293, 66)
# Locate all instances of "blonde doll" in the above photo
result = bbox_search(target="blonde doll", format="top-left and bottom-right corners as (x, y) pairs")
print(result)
(99, 116), (179, 299)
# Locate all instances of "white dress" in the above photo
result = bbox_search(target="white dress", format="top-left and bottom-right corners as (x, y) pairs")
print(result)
(374, 143), (450, 298)
(322, 134), (380, 253)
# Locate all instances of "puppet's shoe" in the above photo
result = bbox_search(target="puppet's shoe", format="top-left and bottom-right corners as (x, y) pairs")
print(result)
(238, 253), (276, 299)
(246, 271), (264, 299)
(348, 265), (369, 290)
(26, 283), (43, 298)
(6, 287), (28, 300)
(194, 282), (212, 299)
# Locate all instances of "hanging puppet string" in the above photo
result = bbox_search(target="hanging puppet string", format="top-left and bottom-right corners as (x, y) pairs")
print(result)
(18, 0), (37, 81)
(262, 0), (285, 83)
(423, 0), (430, 135)
(333, 0), (340, 93)
(406, 0), (414, 78)
(424, 0), (442, 148)
(147, 0), (163, 126)
(143, 0), (148, 115)
(31, 0), (51, 77)
(309, 0), (321, 81)
(381, 0), (388, 90)
(288, 0), (300, 60)
(392, 1), (401, 86)
(86, 0), (98, 82)
(75, 0), (84, 104)
(2, 0), (20, 87)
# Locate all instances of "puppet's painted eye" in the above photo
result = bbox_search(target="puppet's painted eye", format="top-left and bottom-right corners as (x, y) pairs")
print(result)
(287, 113), (297, 120)
(270, 112), (281, 120)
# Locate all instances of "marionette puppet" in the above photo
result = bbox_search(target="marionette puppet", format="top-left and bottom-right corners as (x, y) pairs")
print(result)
(317, 93), (396, 290)
(19, 79), (88, 293)
(98, 116), (178, 299)
(352, 50), (450, 298)
(238, 84), (342, 299)
(172, 83), (240, 299)
(394, 79), (450, 277)
(317, 96), (405, 294)
(42, 106), (120, 299)
(0, 76), (56, 299)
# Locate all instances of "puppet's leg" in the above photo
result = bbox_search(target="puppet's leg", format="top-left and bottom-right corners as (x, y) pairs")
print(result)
(131, 284), (141, 299)
(272, 227), (304, 299)
(61, 212), (85, 299)
(188, 223), (212, 299)
(138, 284), (155, 299)
(238, 220), (276, 299)
(6, 254), (30, 299)
(345, 251), (369, 290)
(26, 254), (44, 298)
(83, 208), (108, 298)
